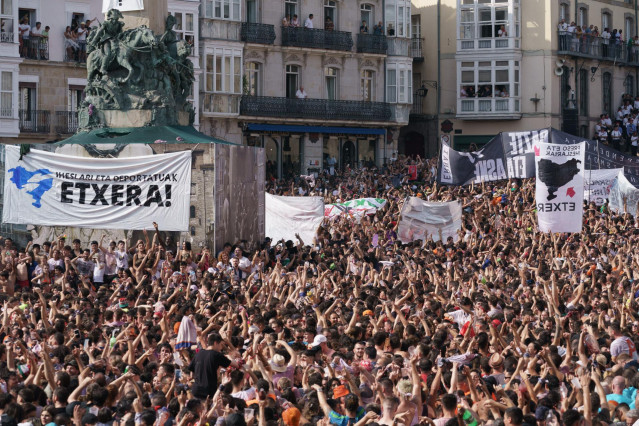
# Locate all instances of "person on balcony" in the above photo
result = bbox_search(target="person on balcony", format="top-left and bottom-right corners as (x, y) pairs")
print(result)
(497, 25), (507, 38)
(30, 22), (43, 59)
(373, 21), (383, 35)
(295, 87), (308, 99)
(304, 14), (314, 29)
(387, 23), (395, 36)
(602, 27), (611, 57)
(325, 17), (334, 31)
(76, 22), (88, 61)
(18, 17), (30, 57)
(41, 26), (49, 59)
(558, 19), (568, 50)
(64, 25), (79, 61)
(567, 21), (577, 52)
(291, 15), (299, 27)
(360, 20), (369, 34)
(282, 15), (290, 27)
(460, 87), (468, 98)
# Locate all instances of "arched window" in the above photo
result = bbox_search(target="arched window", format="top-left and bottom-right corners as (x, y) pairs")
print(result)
(190, 205), (196, 218)
(361, 4), (373, 30)
(324, 0), (337, 28)
(578, 7), (588, 27)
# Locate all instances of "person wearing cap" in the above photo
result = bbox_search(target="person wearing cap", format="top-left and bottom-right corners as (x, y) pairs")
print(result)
(488, 353), (506, 385)
(310, 334), (334, 358)
(312, 384), (365, 426)
(282, 407), (302, 426)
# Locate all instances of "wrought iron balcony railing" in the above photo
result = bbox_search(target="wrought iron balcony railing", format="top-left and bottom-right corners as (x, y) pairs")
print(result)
(20, 37), (49, 60)
(357, 33), (388, 54)
(241, 22), (276, 44)
(55, 110), (79, 134)
(1, 32), (13, 43)
(19, 109), (50, 133)
(557, 30), (639, 65)
(281, 26), (353, 51)
(64, 40), (87, 63)
(240, 95), (391, 122)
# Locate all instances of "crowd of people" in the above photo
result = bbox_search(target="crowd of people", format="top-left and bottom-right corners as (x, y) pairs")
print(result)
(594, 94), (639, 156)
(557, 19), (639, 62)
(15, 15), (96, 61)
(2, 154), (639, 426)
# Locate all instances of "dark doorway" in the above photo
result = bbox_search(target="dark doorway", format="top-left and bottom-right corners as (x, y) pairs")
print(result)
(342, 140), (356, 169)
(402, 131), (425, 157)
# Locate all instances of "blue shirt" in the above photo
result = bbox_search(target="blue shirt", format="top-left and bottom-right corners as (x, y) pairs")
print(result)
(329, 407), (366, 426)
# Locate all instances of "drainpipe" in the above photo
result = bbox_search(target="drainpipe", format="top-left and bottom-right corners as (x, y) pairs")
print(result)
(635, 0), (638, 96)
(437, 0), (441, 121)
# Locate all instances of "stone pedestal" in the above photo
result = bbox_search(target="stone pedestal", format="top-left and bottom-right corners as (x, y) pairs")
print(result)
(119, 0), (168, 35)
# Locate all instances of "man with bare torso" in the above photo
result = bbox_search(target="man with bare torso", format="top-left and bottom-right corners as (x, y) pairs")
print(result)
(15, 251), (30, 291)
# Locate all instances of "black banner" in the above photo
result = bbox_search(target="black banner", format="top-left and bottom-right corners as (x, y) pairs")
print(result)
(438, 128), (639, 186)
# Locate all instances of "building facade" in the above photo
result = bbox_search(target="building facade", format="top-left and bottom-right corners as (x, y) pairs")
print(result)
(407, 0), (639, 153)
(199, 0), (419, 177)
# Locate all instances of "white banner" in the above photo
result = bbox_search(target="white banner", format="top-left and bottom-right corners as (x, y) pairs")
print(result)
(265, 193), (324, 244)
(535, 142), (585, 233)
(397, 197), (462, 243)
(3, 146), (191, 231)
(102, 0), (144, 13)
(324, 198), (387, 220)
(609, 171), (639, 216)
(584, 168), (623, 205)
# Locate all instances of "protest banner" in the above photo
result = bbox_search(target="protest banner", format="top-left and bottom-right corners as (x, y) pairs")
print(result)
(535, 142), (585, 233)
(584, 168), (623, 205)
(609, 171), (639, 216)
(324, 198), (387, 219)
(3, 145), (191, 231)
(398, 197), (462, 243)
(265, 193), (324, 244)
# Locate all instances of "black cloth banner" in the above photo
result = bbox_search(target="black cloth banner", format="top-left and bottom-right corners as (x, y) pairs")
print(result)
(437, 128), (639, 186)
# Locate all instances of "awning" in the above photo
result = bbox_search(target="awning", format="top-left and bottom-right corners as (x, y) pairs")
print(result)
(57, 126), (237, 145)
(246, 123), (385, 135)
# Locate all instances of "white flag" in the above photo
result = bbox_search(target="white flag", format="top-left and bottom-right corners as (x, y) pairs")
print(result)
(102, 0), (144, 13)
(584, 168), (623, 205)
(397, 197), (462, 243)
(535, 142), (585, 233)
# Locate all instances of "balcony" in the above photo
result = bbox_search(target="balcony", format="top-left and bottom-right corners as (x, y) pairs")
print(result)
(557, 31), (639, 65)
(357, 34), (387, 54)
(411, 37), (424, 61)
(456, 97), (520, 120)
(241, 23), (276, 45)
(202, 93), (240, 115)
(390, 105), (410, 125)
(201, 20), (241, 41)
(19, 110), (50, 133)
(20, 38), (48, 60)
(1, 32), (13, 43)
(240, 96), (391, 122)
(64, 41), (87, 63)
(457, 36), (519, 51)
(281, 26), (353, 52)
(387, 37), (410, 56)
(55, 111), (79, 134)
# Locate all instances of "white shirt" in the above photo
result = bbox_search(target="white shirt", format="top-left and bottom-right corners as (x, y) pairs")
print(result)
(76, 27), (87, 41)
(304, 17), (313, 29)
(115, 249), (128, 269)
(602, 31), (611, 43)
(558, 22), (568, 31)
(612, 129), (622, 139)
(31, 26), (42, 37)
(19, 23), (30, 38)
(296, 89), (307, 99)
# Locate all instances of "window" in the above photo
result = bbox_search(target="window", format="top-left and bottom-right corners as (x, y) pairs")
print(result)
(170, 12), (195, 46)
(247, 0), (257, 23)
(18, 83), (35, 114)
(71, 13), (84, 31)
(204, 0), (240, 21)
(579, 69), (588, 117)
(602, 12), (611, 32)
(190, 226), (196, 236)
(190, 205), (196, 218)
(286, 64), (299, 98)
(626, 17), (634, 39)
(459, 60), (519, 100)
(411, 15), (421, 39)
(559, 3), (568, 21)
(203, 48), (242, 113)
(245, 62), (260, 96)
(625, 75), (634, 97)
(459, 0), (517, 40)
(18, 9), (35, 27)
(361, 70), (374, 101)
(205, 48), (242, 94)
(324, 1), (337, 28)
(361, 4), (373, 30)
(68, 85), (85, 112)
(1, 71), (13, 117)
(385, 0), (410, 37)
(578, 7), (587, 27)
(387, 63), (412, 104)
(325, 67), (338, 100)
(285, 0), (298, 21)
(1, 0), (14, 43)
(603, 71), (612, 117)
